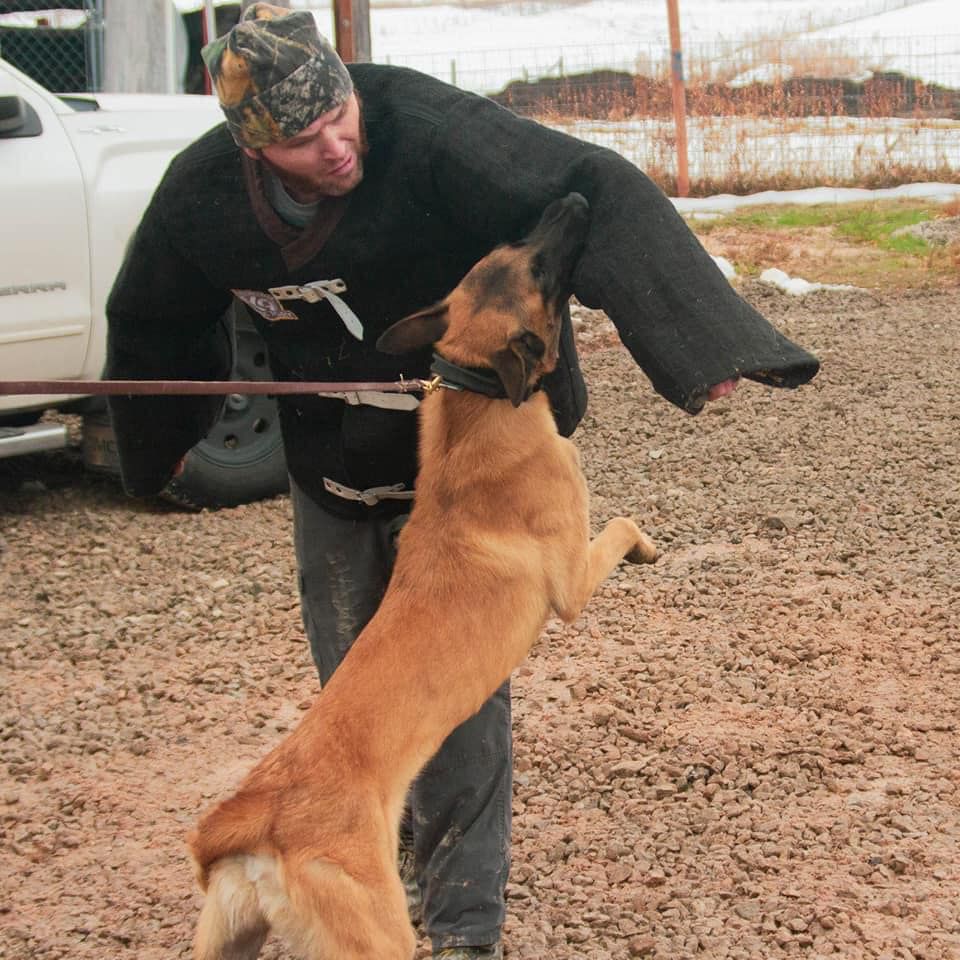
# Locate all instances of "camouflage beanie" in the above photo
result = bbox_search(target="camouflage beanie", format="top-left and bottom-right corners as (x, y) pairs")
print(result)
(201, 2), (353, 149)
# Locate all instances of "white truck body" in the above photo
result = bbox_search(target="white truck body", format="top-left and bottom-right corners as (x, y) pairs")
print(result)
(0, 54), (290, 507)
(0, 55), (222, 420)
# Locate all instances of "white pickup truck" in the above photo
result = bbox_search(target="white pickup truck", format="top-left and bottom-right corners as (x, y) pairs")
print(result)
(0, 54), (288, 508)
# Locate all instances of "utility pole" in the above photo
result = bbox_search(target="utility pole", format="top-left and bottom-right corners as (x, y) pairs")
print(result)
(104, 0), (179, 93)
(665, 0), (690, 197)
(333, 0), (371, 63)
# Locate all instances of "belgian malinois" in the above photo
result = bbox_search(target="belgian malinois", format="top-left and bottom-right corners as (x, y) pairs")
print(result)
(188, 192), (657, 959)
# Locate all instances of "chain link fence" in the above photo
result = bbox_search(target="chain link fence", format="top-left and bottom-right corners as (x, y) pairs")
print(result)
(0, 2), (245, 95)
(0, 1), (104, 91)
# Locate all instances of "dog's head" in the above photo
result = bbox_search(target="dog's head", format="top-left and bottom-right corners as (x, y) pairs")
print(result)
(377, 192), (590, 406)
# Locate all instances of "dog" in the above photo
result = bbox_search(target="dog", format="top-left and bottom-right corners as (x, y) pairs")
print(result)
(187, 192), (658, 960)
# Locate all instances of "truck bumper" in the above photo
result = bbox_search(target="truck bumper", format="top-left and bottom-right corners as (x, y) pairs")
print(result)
(0, 422), (68, 459)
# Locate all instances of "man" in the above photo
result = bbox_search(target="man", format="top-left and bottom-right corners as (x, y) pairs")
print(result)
(106, 5), (818, 957)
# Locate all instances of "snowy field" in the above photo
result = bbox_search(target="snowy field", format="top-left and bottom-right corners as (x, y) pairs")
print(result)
(556, 114), (960, 188)
(10, 1), (958, 186)
(149, 2), (960, 93)
(301, 0), (960, 186)
(146, 0), (958, 188)
(100, 0), (960, 94)
(301, 0), (960, 95)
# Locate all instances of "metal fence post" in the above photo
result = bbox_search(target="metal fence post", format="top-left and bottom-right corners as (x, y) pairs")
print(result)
(84, 0), (104, 92)
(665, 0), (690, 197)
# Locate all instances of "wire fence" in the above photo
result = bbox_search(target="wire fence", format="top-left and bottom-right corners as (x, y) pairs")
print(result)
(381, 34), (960, 99)
(447, 35), (960, 194)
(385, 34), (960, 193)
(0, 1), (103, 92)
(2, 1), (957, 194)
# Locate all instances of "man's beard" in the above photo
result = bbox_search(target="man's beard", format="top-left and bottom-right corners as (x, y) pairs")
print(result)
(262, 115), (369, 203)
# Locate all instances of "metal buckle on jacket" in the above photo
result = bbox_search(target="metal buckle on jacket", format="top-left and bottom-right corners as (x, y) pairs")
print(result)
(269, 279), (345, 303)
(322, 477), (415, 507)
(325, 390), (420, 411)
(268, 279), (364, 341)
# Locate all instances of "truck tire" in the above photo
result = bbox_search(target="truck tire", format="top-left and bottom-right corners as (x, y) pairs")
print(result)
(160, 303), (288, 510)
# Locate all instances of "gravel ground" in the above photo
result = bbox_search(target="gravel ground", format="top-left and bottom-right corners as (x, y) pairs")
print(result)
(1, 282), (958, 960)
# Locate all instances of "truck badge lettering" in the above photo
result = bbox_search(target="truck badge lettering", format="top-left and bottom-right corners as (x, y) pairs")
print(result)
(0, 281), (68, 297)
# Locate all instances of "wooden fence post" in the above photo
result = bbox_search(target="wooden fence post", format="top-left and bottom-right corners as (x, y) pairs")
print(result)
(333, 0), (371, 63)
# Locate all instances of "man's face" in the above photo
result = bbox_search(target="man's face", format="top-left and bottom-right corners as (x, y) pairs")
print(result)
(250, 93), (364, 202)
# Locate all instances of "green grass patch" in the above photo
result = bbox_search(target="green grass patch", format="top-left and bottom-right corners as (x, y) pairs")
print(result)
(689, 198), (960, 289)
(834, 205), (930, 253)
(695, 199), (937, 255)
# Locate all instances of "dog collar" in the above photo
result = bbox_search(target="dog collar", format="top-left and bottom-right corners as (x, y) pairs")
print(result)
(429, 354), (509, 399)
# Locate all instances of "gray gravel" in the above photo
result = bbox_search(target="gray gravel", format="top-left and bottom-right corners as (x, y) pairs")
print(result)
(1, 283), (958, 959)
(892, 216), (960, 246)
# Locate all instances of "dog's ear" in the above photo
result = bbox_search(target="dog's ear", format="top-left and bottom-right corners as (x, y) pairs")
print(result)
(376, 303), (449, 355)
(491, 330), (546, 407)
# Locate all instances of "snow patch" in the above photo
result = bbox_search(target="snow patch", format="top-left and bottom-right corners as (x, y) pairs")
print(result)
(759, 268), (862, 296)
(728, 63), (794, 88)
(712, 256), (738, 280)
(673, 181), (960, 215)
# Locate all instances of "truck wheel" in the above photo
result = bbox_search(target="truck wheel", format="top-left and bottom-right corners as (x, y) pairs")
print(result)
(160, 304), (288, 510)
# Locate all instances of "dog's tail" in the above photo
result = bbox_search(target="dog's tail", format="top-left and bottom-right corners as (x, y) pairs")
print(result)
(188, 792), (271, 890)
(193, 855), (270, 960)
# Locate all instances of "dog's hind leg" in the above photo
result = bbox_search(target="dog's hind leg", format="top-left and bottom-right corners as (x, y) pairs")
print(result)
(554, 517), (657, 623)
(193, 856), (270, 960)
(282, 860), (416, 960)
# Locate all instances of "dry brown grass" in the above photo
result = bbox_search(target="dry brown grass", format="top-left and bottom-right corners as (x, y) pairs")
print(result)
(940, 197), (960, 218)
(508, 71), (960, 122)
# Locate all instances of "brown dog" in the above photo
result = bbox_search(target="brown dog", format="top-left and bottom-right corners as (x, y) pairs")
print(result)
(187, 192), (657, 960)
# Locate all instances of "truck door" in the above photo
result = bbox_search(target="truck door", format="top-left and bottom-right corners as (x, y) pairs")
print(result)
(0, 62), (91, 387)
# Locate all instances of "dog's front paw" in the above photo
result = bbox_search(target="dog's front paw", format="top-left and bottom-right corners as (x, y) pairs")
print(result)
(626, 533), (657, 564)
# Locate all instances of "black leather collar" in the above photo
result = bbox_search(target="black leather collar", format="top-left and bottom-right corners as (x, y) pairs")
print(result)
(429, 353), (509, 399)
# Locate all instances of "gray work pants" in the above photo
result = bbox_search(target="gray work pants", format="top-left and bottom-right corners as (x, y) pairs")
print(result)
(290, 478), (511, 952)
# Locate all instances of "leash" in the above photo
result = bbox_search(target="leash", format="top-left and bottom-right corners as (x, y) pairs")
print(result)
(0, 356), (508, 400)
(0, 355), (517, 400)
(0, 377), (446, 397)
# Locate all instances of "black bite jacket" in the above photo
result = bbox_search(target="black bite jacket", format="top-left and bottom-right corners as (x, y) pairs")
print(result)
(106, 64), (818, 513)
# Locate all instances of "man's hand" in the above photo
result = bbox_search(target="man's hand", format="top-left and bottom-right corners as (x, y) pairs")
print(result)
(707, 377), (739, 401)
